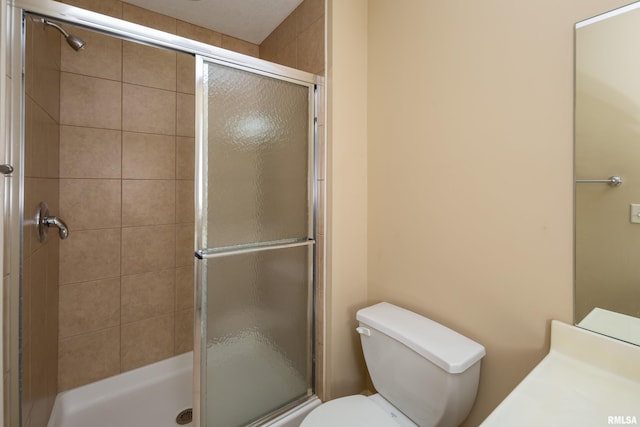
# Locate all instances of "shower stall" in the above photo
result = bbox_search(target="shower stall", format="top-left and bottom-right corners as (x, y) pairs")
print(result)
(3, 1), (324, 426)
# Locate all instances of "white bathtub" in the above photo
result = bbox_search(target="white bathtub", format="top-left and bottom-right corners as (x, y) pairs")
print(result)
(47, 349), (320, 427)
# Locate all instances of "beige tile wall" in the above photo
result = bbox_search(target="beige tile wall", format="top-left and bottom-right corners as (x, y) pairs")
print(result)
(52, 0), (265, 392)
(56, 24), (196, 391)
(22, 18), (61, 427)
(260, 0), (325, 75)
(259, 1), (327, 396)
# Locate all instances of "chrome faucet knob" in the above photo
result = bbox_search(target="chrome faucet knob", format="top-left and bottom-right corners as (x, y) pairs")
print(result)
(43, 216), (69, 240)
(35, 202), (70, 242)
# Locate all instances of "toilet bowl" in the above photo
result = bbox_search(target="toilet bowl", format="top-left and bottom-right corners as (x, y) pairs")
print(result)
(301, 302), (485, 427)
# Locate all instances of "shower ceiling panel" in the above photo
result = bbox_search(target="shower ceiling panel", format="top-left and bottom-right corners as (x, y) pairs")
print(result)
(124, 0), (304, 44)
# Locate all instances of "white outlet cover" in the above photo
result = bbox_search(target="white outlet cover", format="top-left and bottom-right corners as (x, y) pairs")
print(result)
(630, 204), (640, 224)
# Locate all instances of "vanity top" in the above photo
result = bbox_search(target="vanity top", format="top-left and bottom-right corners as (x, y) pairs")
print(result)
(480, 321), (640, 427)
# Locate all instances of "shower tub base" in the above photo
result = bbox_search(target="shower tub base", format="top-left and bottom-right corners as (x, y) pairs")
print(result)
(47, 349), (319, 427)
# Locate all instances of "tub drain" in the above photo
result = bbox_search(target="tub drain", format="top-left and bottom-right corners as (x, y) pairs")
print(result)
(176, 408), (193, 425)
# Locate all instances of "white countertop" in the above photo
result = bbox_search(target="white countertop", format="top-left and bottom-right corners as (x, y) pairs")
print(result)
(480, 321), (640, 427)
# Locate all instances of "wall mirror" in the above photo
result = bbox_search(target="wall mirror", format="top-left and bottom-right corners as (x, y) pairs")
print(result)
(575, 1), (640, 345)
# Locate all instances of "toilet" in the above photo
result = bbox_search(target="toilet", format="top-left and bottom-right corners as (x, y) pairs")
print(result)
(302, 302), (486, 427)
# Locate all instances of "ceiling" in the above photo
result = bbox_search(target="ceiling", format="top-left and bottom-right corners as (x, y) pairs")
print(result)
(124, 0), (304, 45)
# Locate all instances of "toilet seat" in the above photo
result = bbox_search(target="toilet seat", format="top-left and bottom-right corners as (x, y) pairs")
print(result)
(300, 395), (402, 427)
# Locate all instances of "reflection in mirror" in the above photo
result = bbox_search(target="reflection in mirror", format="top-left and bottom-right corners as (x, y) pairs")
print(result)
(575, 2), (640, 345)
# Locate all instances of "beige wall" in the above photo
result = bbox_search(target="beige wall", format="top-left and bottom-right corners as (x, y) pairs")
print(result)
(575, 7), (640, 322)
(366, 1), (633, 425)
(325, 0), (370, 398)
(327, 0), (633, 425)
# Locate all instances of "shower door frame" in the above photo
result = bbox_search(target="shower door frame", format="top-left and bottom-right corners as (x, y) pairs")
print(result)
(4, 1), (324, 425)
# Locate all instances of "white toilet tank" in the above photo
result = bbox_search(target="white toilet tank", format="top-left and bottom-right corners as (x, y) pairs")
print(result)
(356, 303), (486, 427)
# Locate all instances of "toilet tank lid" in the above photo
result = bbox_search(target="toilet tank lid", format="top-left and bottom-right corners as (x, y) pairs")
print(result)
(356, 302), (486, 374)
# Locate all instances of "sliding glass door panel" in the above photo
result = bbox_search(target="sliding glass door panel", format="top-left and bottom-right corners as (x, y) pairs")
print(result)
(203, 245), (313, 426)
(195, 56), (316, 427)
(204, 62), (312, 249)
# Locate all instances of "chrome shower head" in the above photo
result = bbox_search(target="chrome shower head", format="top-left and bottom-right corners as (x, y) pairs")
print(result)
(41, 19), (86, 51)
(65, 33), (86, 51)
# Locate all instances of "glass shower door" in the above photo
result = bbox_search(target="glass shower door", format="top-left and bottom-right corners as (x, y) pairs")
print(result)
(194, 57), (316, 427)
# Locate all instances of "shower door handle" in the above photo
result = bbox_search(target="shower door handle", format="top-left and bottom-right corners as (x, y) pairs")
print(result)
(0, 164), (13, 174)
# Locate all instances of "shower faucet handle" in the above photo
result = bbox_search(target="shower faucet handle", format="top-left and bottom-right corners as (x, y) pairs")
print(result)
(35, 202), (70, 241)
(43, 216), (69, 240)
(0, 164), (14, 174)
